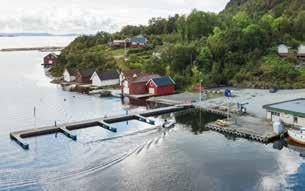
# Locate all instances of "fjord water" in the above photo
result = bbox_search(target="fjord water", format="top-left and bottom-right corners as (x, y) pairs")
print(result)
(0, 37), (304, 191)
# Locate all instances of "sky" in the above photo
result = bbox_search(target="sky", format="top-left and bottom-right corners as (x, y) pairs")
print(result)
(0, 0), (230, 34)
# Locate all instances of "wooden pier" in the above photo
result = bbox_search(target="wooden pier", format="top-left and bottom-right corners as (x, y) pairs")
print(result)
(10, 104), (193, 150)
(193, 103), (284, 143)
(205, 115), (285, 143)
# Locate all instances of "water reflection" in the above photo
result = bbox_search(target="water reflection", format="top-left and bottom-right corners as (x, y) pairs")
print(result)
(175, 108), (224, 134)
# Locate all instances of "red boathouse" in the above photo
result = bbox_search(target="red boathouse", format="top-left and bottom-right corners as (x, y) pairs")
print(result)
(43, 53), (58, 68)
(146, 76), (175, 95)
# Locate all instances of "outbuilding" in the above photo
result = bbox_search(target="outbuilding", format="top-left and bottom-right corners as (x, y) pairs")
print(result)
(277, 44), (289, 57)
(127, 35), (148, 46)
(43, 53), (58, 67)
(75, 68), (95, 84)
(146, 76), (175, 95)
(122, 74), (160, 95)
(297, 45), (305, 60)
(63, 68), (77, 82)
(109, 40), (126, 48)
(263, 98), (305, 126)
(91, 70), (120, 87)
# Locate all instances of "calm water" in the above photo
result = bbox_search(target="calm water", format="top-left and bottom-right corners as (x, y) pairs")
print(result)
(0, 37), (305, 191)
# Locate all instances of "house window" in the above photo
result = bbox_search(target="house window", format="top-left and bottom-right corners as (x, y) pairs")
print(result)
(294, 116), (298, 124)
(271, 111), (280, 116)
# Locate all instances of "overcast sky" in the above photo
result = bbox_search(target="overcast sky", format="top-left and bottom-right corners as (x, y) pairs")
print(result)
(0, 0), (230, 34)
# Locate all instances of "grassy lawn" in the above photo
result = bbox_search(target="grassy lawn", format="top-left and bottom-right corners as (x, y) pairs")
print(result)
(108, 48), (125, 57)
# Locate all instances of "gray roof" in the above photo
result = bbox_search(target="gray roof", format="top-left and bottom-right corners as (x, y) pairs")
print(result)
(150, 76), (175, 87)
(133, 74), (160, 83)
(263, 98), (305, 117)
(65, 68), (77, 76)
(96, 70), (119, 81)
(78, 68), (95, 77)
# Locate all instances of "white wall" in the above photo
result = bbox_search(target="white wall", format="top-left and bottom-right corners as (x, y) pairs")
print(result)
(278, 45), (288, 54)
(123, 80), (129, 94)
(267, 110), (305, 126)
(91, 72), (119, 87)
(63, 70), (75, 82)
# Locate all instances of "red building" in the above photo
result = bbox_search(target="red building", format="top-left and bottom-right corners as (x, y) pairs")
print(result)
(75, 68), (95, 84)
(146, 76), (175, 95)
(43, 53), (58, 68)
(122, 74), (160, 95)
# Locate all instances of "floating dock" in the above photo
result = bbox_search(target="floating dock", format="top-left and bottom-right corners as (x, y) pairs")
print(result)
(10, 104), (193, 150)
(205, 115), (285, 143)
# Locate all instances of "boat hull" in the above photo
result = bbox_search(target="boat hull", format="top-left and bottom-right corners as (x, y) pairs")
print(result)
(288, 130), (305, 145)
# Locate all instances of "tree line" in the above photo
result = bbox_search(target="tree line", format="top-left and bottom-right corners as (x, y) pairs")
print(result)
(51, 1), (305, 89)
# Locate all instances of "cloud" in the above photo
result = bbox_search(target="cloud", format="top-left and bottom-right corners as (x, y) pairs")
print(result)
(0, 0), (229, 34)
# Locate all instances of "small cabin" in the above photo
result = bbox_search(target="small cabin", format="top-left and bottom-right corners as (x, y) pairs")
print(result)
(297, 45), (305, 60)
(75, 68), (95, 84)
(63, 68), (77, 82)
(146, 76), (175, 95)
(43, 53), (58, 67)
(277, 44), (289, 57)
(91, 70), (120, 87)
(109, 40), (126, 48)
(127, 35), (148, 47)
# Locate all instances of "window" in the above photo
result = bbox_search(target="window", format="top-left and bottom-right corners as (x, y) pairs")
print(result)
(271, 111), (280, 116)
(294, 116), (298, 124)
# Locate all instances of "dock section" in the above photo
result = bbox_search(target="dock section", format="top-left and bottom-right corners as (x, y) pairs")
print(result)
(10, 104), (193, 149)
(204, 114), (284, 143)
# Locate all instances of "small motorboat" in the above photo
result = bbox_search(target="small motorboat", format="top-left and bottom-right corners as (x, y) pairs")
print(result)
(162, 119), (176, 128)
(269, 87), (278, 93)
(288, 128), (305, 145)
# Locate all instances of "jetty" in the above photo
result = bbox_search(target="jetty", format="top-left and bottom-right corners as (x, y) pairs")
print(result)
(1, 46), (64, 52)
(149, 92), (284, 144)
(10, 104), (194, 150)
(205, 115), (284, 143)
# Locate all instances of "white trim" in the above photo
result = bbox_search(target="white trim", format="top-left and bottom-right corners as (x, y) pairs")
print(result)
(146, 79), (158, 87)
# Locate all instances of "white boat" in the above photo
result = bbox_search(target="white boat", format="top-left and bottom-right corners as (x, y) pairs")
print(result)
(288, 128), (305, 145)
(162, 119), (176, 128)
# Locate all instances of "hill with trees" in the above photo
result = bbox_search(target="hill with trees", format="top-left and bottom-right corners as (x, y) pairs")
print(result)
(51, 0), (305, 90)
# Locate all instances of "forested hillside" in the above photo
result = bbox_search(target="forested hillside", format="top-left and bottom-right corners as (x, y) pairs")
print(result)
(51, 0), (305, 89)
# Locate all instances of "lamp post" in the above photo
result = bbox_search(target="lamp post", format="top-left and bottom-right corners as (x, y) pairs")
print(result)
(199, 80), (203, 104)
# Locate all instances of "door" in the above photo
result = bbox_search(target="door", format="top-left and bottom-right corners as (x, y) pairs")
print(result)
(149, 87), (155, 94)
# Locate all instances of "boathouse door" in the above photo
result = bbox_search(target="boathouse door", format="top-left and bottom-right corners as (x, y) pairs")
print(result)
(149, 87), (155, 94)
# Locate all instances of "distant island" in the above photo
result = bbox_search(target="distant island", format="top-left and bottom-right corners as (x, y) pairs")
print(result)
(0, 32), (79, 37)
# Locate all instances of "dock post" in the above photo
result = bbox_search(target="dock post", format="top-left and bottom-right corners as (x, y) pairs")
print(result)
(60, 127), (77, 141)
(135, 114), (155, 125)
(10, 134), (29, 150)
(99, 121), (117, 133)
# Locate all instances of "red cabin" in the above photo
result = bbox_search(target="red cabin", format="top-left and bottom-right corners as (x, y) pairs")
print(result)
(122, 74), (160, 95)
(75, 68), (95, 84)
(43, 53), (58, 68)
(146, 76), (175, 95)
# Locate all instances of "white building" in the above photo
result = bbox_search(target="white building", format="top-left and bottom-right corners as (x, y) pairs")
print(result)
(277, 44), (289, 56)
(63, 68), (76, 82)
(263, 99), (305, 127)
(297, 45), (305, 60)
(90, 70), (120, 87)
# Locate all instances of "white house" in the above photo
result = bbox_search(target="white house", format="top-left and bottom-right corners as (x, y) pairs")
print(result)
(91, 70), (120, 87)
(277, 44), (289, 56)
(263, 99), (305, 126)
(297, 45), (305, 60)
(63, 68), (76, 82)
